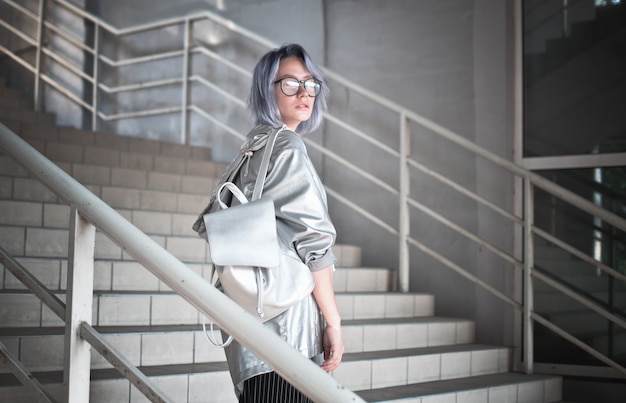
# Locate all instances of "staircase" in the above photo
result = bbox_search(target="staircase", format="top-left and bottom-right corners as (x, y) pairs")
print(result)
(0, 78), (566, 402)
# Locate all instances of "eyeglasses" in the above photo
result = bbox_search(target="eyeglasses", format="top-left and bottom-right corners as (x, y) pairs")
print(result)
(274, 77), (322, 97)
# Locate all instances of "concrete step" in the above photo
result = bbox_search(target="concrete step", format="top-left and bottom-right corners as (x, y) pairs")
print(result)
(0, 223), (211, 264)
(1, 255), (388, 293)
(1, 118), (215, 165)
(336, 344), (511, 392)
(357, 372), (563, 402)
(0, 362), (237, 403)
(0, 291), (435, 328)
(0, 175), (213, 214)
(0, 154), (223, 195)
(0, 370), (563, 403)
(0, 316), (472, 374)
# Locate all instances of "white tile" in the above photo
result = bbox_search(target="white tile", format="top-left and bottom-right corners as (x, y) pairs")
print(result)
(94, 260), (113, 290)
(20, 334), (64, 370)
(90, 379), (130, 403)
(372, 356), (407, 388)
(342, 325), (364, 353)
(141, 332), (194, 366)
(333, 360), (372, 390)
(151, 295), (198, 325)
(91, 333), (141, 369)
(130, 375), (189, 403)
(456, 320), (475, 343)
(112, 261), (159, 291)
(0, 294), (41, 326)
(364, 324), (397, 351)
(25, 227), (68, 257)
(346, 269), (378, 292)
(544, 377), (562, 402)
(428, 322), (457, 346)
(43, 203), (70, 228)
(386, 294), (416, 318)
(488, 384), (517, 402)
(421, 393), (455, 403)
(97, 295), (151, 326)
(471, 349), (499, 376)
(0, 200), (42, 226)
(0, 226), (25, 256)
(517, 380), (544, 403)
(41, 294), (66, 326)
(353, 294), (385, 319)
(414, 294), (435, 316)
(457, 388), (488, 403)
(95, 232), (123, 260)
(397, 322), (429, 349)
(194, 331), (228, 363)
(188, 372), (237, 403)
(408, 353), (440, 383)
(132, 211), (172, 235)
(440, 351), (471, 379)
(5, 258), (62, 290)
(167, 235), (207, 263)
(498, 348), (511, 372)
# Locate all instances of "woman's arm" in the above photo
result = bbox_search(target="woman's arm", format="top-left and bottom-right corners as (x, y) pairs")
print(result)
(312, 266), (344, 372)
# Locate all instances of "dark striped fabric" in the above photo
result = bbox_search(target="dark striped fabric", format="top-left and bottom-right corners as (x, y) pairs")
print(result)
(239, 371), (313, 403)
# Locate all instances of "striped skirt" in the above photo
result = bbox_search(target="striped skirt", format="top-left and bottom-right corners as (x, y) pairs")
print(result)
(239, 371), (313, 403)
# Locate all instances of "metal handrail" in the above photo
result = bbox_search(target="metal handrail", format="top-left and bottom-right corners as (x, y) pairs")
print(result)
(1, 0), (625, 390)
(0, 123), (364, 402)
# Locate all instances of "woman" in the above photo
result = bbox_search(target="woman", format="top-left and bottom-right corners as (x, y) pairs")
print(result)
(194, 44), (344, 402)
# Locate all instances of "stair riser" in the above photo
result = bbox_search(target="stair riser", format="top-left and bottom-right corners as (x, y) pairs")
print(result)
(0, 331), (226, 373)
(0, 155), (219, 195)
(0, 293), (433, 327)
(1, 259), (392, 294)
(0, 344), (512, 401)
(2, 119), (215, 162)
(0, 375), (564, 403)
(0, 372), (238, 403)
(0, 317), (473, 373)
(0, 225), (211, 265)
(336, 347), (511, 391)
(369, 377), (563, 403)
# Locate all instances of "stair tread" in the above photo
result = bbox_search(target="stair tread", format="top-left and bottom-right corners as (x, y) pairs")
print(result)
(356, 372), (559, 401)
(0, 361), (230, 387)
(344, 343), (506, 361)
(0, 315), (467, 337)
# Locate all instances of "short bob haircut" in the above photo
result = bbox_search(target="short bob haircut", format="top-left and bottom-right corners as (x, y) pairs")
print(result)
(247, 44), (328, 134)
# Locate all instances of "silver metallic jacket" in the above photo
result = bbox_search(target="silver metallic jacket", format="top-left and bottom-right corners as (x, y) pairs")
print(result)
(192, 124), (337, 395)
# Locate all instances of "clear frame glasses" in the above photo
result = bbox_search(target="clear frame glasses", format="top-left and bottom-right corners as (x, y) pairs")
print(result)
(274, 77), (322, 97)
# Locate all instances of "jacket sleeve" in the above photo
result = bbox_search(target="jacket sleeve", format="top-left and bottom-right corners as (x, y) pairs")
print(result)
(259, 134), (336, 272)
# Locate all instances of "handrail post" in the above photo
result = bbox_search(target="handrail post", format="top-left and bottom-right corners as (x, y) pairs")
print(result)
(522, 176), (534, 374)
(92, 21), (100, 132)
(180, 18), (191, 145)
(63, 207), (96, 403)
(33, 0), (46, 112)
(398, 113), (411, 292)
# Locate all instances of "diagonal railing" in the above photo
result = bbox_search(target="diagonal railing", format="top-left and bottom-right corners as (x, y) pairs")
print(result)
(1, 0), (626, 400)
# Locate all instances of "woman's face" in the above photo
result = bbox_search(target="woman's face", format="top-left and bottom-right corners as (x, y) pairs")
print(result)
(274, 57), (315, 131)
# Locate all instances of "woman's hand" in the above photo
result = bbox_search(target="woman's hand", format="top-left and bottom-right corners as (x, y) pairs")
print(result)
(311, 266), (344, 372)
(321, 323), (344, 372)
